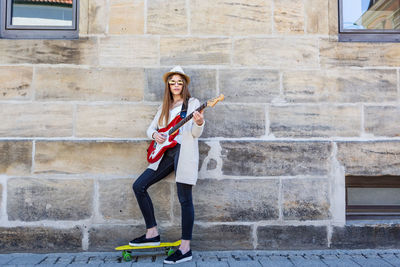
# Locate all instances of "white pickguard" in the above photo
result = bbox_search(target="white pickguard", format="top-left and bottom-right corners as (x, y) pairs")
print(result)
(148, 133), (175, 161)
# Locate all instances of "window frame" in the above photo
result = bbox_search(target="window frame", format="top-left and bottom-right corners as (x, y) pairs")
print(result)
(346, 176), (400, 220)
(338, 0), (400, 42)
(0, 0), (79, 39)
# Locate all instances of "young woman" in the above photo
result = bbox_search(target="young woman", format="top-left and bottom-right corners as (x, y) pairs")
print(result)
(131, 66), (204, 264)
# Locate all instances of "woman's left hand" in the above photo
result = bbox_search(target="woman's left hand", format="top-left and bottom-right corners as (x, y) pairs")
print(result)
(193, 110), (204, 126)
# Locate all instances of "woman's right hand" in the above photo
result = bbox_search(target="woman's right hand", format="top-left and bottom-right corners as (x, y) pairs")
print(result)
(153, 132), (167, 144)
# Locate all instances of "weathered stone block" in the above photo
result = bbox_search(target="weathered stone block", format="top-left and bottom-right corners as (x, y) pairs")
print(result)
(274, 0), (304, 34)
(190, 0), (271, 35)
(99, 179), (172, 221)
(0, 38), (98, 65)
(203, 105), (265, 138)
(331, 225), (400, 249)
(336, 141), (400, 176)
(283, 69), (397, 103)
(89, 224), (180, 251)
(219, 69), (279, 103)
(177, 179), (279, 222)
(76, 104), (155, 138)
(79, 0), (89, 35)
(198, 141), (211, 171)
(88, 0), (107, 34)
(320, 39), (400, 67)
(193, 224), (253, 250)
(305, 0), (329, 34)
(282, 178), (330, 220)
(0, 104), (73, 137)
(160, 38), (231, 65)
(35, 67), (144, 101)
(0, 141), (32, 175)
(145, 68), (217, 101)
(233, 38), (318, 68)
(328, 0), (339, 37)
(269, 105), (361, 137)
(221, 141), (332, 176)
(257, 226), (328, 249)
(0, 67), (32, 100)
(34, 141), (149, 175)
(99, 36), (159, 67)
(109, 0), (144, 34)
(148, 0), (186, 34)
(0, 227), (82, 252)
(8, 178), (93, 221)
(365, 106), (400, 137)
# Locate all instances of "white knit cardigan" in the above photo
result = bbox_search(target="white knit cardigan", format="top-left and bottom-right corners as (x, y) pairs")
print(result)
(146, 97), (205, 185)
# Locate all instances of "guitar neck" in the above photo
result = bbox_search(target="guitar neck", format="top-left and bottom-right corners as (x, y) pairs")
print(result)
(168, 102), (207, 135)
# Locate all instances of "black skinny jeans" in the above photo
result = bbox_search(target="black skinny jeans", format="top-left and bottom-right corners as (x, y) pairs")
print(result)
(132, 144), (194, 240)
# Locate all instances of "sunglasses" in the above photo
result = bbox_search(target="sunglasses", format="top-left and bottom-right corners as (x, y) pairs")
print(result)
(168, 80), (184, 86)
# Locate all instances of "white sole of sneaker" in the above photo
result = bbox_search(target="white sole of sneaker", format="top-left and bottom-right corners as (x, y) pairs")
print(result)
(164, 255), (192, 264)
(128, 242), (160, 247)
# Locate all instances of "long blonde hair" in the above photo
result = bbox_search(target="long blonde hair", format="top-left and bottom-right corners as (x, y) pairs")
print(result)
(158, 74), (191, 127)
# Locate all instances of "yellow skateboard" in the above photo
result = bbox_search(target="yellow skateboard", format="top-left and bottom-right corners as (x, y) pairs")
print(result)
(115, 240), (181, 262)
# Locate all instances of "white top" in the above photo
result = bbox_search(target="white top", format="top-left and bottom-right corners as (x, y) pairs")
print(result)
(146, 97), (205, 185)
(169, 105), (183, 144)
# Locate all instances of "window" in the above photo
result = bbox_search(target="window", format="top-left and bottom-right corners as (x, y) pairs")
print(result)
(346, 176), (400, 220)
(339, 0), (400, 42)
(0, 0), (79, 39)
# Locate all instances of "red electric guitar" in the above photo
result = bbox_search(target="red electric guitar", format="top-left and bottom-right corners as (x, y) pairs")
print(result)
(147, 94), (224, 163)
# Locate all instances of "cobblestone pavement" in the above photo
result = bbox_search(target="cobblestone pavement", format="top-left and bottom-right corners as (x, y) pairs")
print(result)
(0, 249), (399, 266)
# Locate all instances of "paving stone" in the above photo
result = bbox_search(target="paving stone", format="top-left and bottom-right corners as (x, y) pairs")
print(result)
(132, 262), (162, 266)
(321, 259), (360, 267)
(197, 262), (229, 267)
(260, 256), (294, 267)
(100, 263), (132, 267)
(350, 255), (392, 267)
(6, 254), (47, 264)
(228, 261), (262, 267)
(379, 254), (400, 266)
(291, 256), (328, 266)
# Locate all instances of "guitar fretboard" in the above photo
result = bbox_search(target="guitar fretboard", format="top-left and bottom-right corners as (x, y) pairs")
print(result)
(168, 102), (207, 135)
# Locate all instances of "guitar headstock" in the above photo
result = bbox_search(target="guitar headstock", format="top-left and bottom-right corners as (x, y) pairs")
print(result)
(207, 94), (224, 107)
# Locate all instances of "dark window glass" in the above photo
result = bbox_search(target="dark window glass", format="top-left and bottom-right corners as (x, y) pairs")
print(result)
(11, 0), (73, 27)
(346, 176), (400, 220)
(0, 0), (79, 39)
(339, 0), (400, 42)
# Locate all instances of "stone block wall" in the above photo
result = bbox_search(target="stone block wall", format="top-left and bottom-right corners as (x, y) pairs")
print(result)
(0, 0), (399, 252)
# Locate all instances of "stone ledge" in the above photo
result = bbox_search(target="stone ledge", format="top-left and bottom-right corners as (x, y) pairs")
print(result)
(331, 225), (400, 249)
(0, 227), (82, 253)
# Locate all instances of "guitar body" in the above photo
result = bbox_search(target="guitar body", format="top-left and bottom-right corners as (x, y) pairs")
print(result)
(146, 94), (224, 164)
(147, 115), (182, 163)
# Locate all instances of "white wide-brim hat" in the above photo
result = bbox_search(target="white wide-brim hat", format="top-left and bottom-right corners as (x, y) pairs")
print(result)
(163, 66), (190, 85)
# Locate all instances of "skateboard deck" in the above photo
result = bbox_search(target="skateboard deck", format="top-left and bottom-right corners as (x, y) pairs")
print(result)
(115, 240), (181, 262)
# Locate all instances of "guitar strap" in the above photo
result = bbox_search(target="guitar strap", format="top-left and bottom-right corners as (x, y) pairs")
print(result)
(180, 98), (188, 119)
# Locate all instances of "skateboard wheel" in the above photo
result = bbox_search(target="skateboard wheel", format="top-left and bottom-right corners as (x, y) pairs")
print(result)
(167, 248), (174, 256)
(122, 251), (132, 262)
